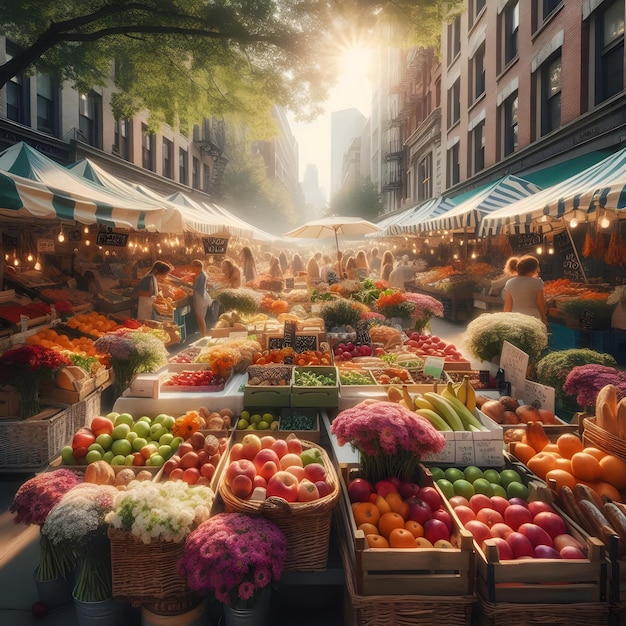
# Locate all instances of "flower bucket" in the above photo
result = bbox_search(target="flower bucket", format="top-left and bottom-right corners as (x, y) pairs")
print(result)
(222, 587), (272, 626)
(73, 593), (125, 626)
(141, 600), (207, 626)
(33, 568), (74, 610)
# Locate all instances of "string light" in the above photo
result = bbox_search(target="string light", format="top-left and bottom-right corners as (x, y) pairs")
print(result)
(536, 245), (543, 255)
(600, 213), (611, 229)
(569, 216), (578, 228)
(34, 261), (42, 270)
(27, 253), (33, 262)
(57, 227), (65, 242)
(84, 226), (89, 234)
(548, 245), (554, 255)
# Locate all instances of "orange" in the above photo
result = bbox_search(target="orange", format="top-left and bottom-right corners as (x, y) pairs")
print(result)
(353, 502), (381, 528)
(366, 534), (389, 548)
(385, 492), (410, 520)
(570, 452), (602, 482)
(511, 442), (536, 464)
(527, 451), (559, 480)
(552, 457), (573, 473)
(542, 443), (560, 454)
(599, 455), (626, 490)
(358, 523), (380, 536)
(583, 447), (607, 461)
(378, 512), (406, 539)
(545, 469), (578, 493)
(588, 481), (622, 502)
(404, 520), (424, 538)
(373, 494), (392, 516)
(556, 433), (584, 459)
(389, 528), (419, 548)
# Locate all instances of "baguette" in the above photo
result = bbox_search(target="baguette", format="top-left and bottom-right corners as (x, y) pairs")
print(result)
(604, 502), (626, 558)
(578, 499), (615, 546)
(574, 482), (606, 511)
(618, 398), (626, 440)
(596, 384), (618, 433)
(558, 485), (587, 529)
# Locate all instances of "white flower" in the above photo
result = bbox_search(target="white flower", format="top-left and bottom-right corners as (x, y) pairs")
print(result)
(608, 286), (626, 305)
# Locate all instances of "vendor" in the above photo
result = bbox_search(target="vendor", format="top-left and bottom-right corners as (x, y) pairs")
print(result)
(221, 258), (242, 288)
(191, 259), (212, 337)
(135, 260), (172, 321)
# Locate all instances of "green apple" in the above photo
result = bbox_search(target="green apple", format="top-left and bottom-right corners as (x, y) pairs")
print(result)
(262, 413), (275, 423)
(125, 454), (135, 466)
(95, 433), (113, 451)
(150, 424), (166, 441)
(110, 454), (126, 466)
(160, 415), (176, 430)
(132, 437), (148, 452)
(88, 442), (106, 456)
(126, 431), (138, 444)
(153, 413), (170, 424)
(114, 413), (134, 427)
(159, 433), (174, 446)
(240, 410), (250, 421)
(148, 454), (165, 467)
(112, 423), (131, 440)
(103, 451), (115, 463)
(138, 415), (152, 424)
(106, 412), (120, 422)
(170, 436), (183, 451)
(85, 449), (102, 464)
(61, 445), (77, 465)
(131, 421), (151, 438)
(111, 438), (132, 457)
(158, 444), (172, 460)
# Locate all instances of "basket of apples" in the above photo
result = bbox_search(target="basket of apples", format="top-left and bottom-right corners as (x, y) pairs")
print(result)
(218, 434), (340, 571)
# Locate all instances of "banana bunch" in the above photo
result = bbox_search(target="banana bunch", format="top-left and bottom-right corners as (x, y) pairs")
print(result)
(386, 383), (488, 432)
(453, 375), (477, 413)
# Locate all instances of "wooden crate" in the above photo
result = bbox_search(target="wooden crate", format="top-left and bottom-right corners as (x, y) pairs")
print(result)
(337, 465), (475, 597)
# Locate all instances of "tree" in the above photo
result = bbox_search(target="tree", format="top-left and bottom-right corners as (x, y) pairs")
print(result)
(0, 1), (462, 133)
(329, 177), (383, 221)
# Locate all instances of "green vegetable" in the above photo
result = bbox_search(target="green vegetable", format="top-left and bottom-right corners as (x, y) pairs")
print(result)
(280, 413), (317, 431)
(68, 353), (100, 373)
(339, 371), (376, 385)
(300, 448), (323, 466)
(294, 370), (336, 386)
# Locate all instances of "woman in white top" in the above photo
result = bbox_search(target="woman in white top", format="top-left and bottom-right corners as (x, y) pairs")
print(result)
(136, 261), (172, 321)
(503, 255), (547, 324)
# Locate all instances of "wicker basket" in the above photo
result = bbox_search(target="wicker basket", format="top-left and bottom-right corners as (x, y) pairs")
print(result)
(108, 528), (198, 612)
(218, 440), (340, 571)
(582, 416), (626, 460)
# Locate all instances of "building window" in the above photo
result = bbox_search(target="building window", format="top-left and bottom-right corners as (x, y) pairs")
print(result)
(203, 163), (210, 192)
(470, 0), (486, 26)
(36, 74), (58, 136)
(142, 124), (155, 171)
(471, 42), (486, 103)
(192, 157), (200, 189)
(448, 78), (461, 126)
(504, 1), (519, 66)
(162, 138), (173, 178)
(542, 0), (562, 21)
(447, 16), (461, 63)
(179, 148), (188, 185)
(447, 143), (460, 187)
(417, 153), (433, 201)
(78, 91), (102, 148)
(435, 78), (441, 108)
(114, 119), (130, 160)
(471, 120), (485, 174)
(540, 54), (561, 136)
(502, 92), (519, 157)
(5, 42), (29, 124)
(595, 0), (624, 104)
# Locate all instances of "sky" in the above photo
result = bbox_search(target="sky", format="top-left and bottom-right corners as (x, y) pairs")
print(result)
(288, 48), (373, 202)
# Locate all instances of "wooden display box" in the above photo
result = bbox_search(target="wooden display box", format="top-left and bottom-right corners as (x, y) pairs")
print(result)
(337, 465), (474, 597)
(0, 386), (19, 418)
(243, 364), (292, 408)
(291, 366), (339, 408)
(40, 369), (111, 405)
(233, 408), (320, 443)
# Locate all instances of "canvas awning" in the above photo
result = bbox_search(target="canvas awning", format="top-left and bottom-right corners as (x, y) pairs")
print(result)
(388, 197), (459, 235)
(0, 143), (184, 232)
(479, 147), (626, 236)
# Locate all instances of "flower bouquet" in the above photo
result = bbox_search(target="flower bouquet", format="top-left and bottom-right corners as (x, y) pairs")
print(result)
(563, 364), (626, 413)
(0, 345), (71, 418)
(330, 400), (446, 484)
(94, 327), (169, 396)
(403, 292), (444, 332)
(10, 469), (83, 581)
(374, 290), (415, 321)
(42, 483), (118, 602)
(178, 513), (287, 610)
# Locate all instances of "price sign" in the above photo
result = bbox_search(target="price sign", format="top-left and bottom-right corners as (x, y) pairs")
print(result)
(202, 237), (228, 255)
(268, 337), (284, 350)
(295, 335), (317, 352)
(285, 277), (295, 290)
(37, 238), (55, 252)
(423, 356), (445, 379)
(283, 320), (296, 347)
(521, 379), (555, 413)
(499, 340), (529, 397)
(581, 309), (595, 330)
(355, 320), (371, 346)
(96, 231), (129, 247)
(516, 233), (541, 249)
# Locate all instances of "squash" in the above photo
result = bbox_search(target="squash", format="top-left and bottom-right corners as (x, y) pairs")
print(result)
(84, 460), (116, 486)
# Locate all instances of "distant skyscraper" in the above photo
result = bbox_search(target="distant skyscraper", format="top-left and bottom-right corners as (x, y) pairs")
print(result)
(301, 164), (326, 214)
(330, 108), (366, 197)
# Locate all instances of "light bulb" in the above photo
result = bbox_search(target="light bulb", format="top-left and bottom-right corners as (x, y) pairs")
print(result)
(85, 239), (90, 246)
(601, 215), (611, 229)
(569, 217), (578, 228)
(536, 246), (543, 255)
(27, 253), (33, 262)
(34, 261), (42, 270)
(84, 226), (89, 234)
(13, 258), (19, 266)
(471, 252), (477, 259)
(548, 246), (554, 255)
(58, 230), (65, 242)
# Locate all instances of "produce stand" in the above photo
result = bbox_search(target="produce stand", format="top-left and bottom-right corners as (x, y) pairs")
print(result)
(405, 281), (474, 322)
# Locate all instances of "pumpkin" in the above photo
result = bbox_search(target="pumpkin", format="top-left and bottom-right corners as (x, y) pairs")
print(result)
(84, 460), (116, 486)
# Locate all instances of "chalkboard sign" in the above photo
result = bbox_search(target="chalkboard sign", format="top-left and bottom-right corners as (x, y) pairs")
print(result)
(68, 229), (82, 242)
(554, 231), (572, 254)
(285, 277), (295, 290)
(202, 237), (228, 255)
(268, 337), (284, 350)
(283, 320), (296, 347)
(562, 252), (581, 281)
(516, 233), (541, 249)
(96, 231), (129, 247)
(295, 335), (317, 352)
(581, 309), (595, 330)
(355, 320), (372, 346)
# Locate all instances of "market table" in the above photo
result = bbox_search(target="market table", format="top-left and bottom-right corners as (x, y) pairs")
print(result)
(404, 280), (474, 322)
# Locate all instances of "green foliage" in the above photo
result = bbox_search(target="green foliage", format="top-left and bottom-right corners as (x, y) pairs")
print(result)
(321, 299), (362, 329)
(329, 177), (383, 221)
(214, 289), (259, 315)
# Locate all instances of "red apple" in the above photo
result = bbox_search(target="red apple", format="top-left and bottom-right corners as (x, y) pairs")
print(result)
(253, 475), (267, 488)
(419, 486), (443, 511)
(279, 452), (303, 470)
(527, 501), (556, 516)
(347, 478), (374, 503)
(489, 496), (510, 516)
(406, 497), (432, 524)
(196, 450), (209, 466)
(508, 497), (528, 508)
(517, 522), (553, 548)
(260, 435), (277, 449)
(375, 480), (398, 497)
(90, 417), (114, 436)
(258, 460), (279, 482)
(200, 463), (216, 481)
(431, 507), (453, 531)
(503, 504), (533, 531)
(506, 531), (535, 559)
(560, 546), (586, 559)
(449, 495), (470, 509)
(454, 505), (477, 525)
(266, 471), (299, 502)
(489, 523), (514, 539)
(240, 434), (262, 460)
(284, 465), (305, 481)
(163, 458), (177, 475)
(398, 482), (421, 500)
(469, 494), (493, 514)
(271, 439), (289, 459)
(534, 545), (561, 559)
(229, 443), (244, 461)
(533, 511), (567, 540)
(553, 534), (584, 553)
(297, 479), (320, 502)
(72, 428), (96, 457)
(180, 451), (199, 469)
(169, 467), (184, 481)
(286, 438), (303, 455)
(253, 448), (281, 473)
(484, 537), (513, 560)
(231, 474), (254, 498)
(315, 480), (331, 498)
(464, 520), (492, 545)
(225, 458), (256, 487)
(387, 476), (402, 489)
(424, 518), (450, 544)
(177, 441), (194, 458)
(132, 452), (146, 466)
(476, 507), (504, 528)
(182, 467), (200, 485)
(303, 463), (326, 482)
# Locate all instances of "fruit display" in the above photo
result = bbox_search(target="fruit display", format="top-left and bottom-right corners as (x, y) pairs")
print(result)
(221, 434), (332, 503)
(293, 368), (337, 386)
(347, 475), (455, 549)
(26, 327), (99, 357)
(63, 311), (123, 337)
(477, 394), (559, 425)
(252, 347), (333, 366)
(161, 431), (229, 486)
(161, 368), (227, 390)
(333, 342), (373, 361)
(236, 410), (279, 431)
(402, 331), (470, 364)
(338, 370), (377, 386)
(369, 367), (412, 385)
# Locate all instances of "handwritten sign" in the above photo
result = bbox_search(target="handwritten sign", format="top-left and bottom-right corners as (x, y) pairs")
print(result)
(422, 434), (457, 464)
(355, 320), (371, 346)
(562, 252), (581, 281)
(455, 431), (475, 466)
(202, 237), (228, 255)
(285, 277), (295, 290)
(37, 238), (55, 252)
(283, 320), (296, 347)
(295, 335), (317, 352)
(423, 356), (445, 379)
(68, 229), (82, 242)
(516, 233), (541, 249)
(267, 337), (284, 350)
(96, 231), (129, 247)
(499, 340), (529, 397)
(521, 379), (555, 413)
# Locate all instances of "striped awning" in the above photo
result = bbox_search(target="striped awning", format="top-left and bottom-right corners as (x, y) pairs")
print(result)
(420, 175), (542, 233)
(479, 148), (626, 236)
(388, 197), (458, 235)
(0, 143), (184, 232)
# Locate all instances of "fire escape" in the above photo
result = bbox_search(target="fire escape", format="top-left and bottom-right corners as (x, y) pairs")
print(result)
(192, 118), (228, 196)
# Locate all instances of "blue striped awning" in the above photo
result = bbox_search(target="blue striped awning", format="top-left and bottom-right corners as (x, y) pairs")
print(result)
(420, 175), (542, 233)
(479, 148), (626, 236)
(389, 197), (458, 235)
(0, 143), (184, 232)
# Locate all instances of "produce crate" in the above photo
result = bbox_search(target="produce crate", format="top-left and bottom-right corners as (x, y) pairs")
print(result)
(0, 404), (73, 471)
(0, 386), (19, 418)
(70, 389), (103, 431)
(337, 465), (475, 597)
(94, 295), (133, 313)
(291, 366), (339, 408)
(243, 365), (292, 408)
(445, 370), (499, 391)
(159, 363), (229, 395)
(233, 408), (320, 443)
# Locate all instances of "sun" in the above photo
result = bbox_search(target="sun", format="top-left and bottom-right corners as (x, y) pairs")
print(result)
(330, 42), (374, 115)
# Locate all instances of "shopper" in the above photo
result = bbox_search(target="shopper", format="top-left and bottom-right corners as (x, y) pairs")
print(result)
(369, 247), (382, 276)
(355, 250), (369, 280)
(319, 254), (336, 284)
(221, 258), (242, 288)
(278, 250), (288, 274)
(345, 256), (359, 281)
(191, 259), (212, 337)
(380, 251), (395, 282)
(503, 255), (547, 323)
(307, 253), (321, 284)
(135, 260), (172, 321)
(290, 252), (305, 277)
(268, 256), (284, 280)
(240, 246), (257, 284)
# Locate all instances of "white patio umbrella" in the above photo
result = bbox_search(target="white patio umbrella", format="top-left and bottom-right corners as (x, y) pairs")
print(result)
(283, 216), (383, 255)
